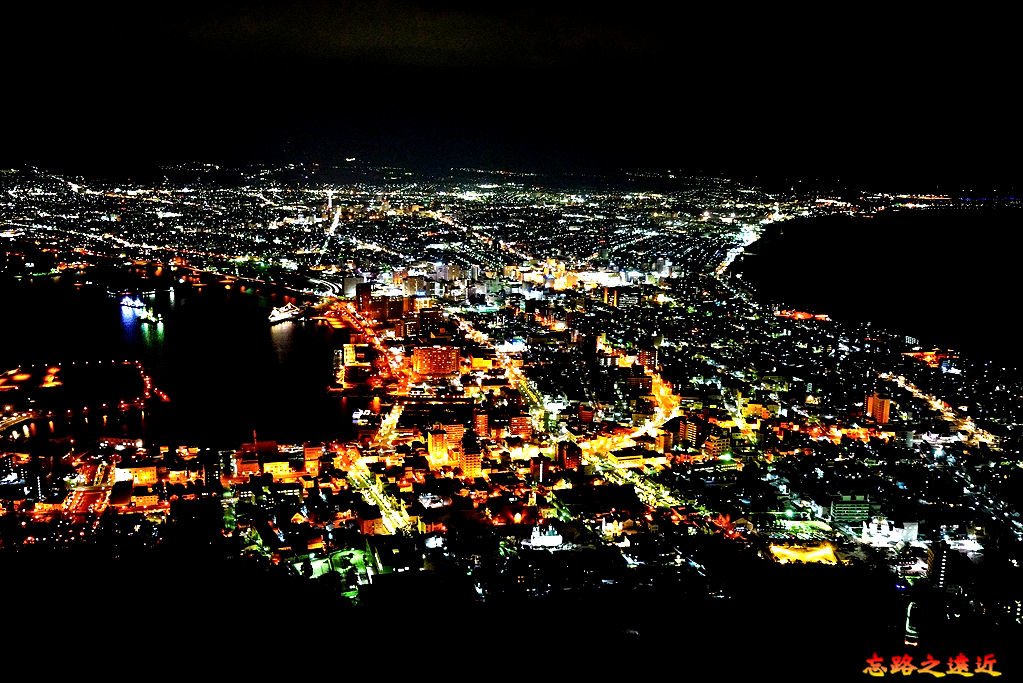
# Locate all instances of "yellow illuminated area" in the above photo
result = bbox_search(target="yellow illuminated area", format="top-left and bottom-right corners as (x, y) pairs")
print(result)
(769, 543), (838, 565)
(903, 350), (953, 368)
(775, 309), (830, 322)
(41, 367), (62, 388)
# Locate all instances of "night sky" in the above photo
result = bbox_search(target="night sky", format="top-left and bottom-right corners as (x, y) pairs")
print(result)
(3, 2), (1019, 185)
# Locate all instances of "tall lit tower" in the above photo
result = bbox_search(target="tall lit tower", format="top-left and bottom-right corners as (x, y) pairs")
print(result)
(865, 392), (891, 424)
(927, 541), (952, 589)
(427, 426), (448, 463)
(459, 429), (482, 479)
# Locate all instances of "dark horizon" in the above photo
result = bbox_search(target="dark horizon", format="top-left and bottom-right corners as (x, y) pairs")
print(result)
(3, 3), (1020, 190)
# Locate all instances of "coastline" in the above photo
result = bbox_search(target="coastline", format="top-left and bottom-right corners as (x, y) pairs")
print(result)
(729, 206), (1023, 364)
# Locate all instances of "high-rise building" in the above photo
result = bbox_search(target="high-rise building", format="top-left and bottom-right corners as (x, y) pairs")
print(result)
(201, 450), (223, 488)
(603, 286), (641, 308)
(442, 423), (465, 454)
(303, 444), (324, 477)
(412, 346), (460, 376)
(342, 276), (365, 298)
(701, 427), (729, 458)
(530, 456), (549, 484)
(397, 315), (419, 339)
(558, 441), (582, 469)
(655, 429), (672, 453)
(459, 430), (482, 479)
(437, 263), (463, 281)
(510, 414), (533, 440)
(619, 289), (642, 308)
(626, 373), (653, 395)
(679, 419), (698, 446)
(418, 307), (444, 335)
(333, 349), (345, 384)
(371, 295), (406, 322)
(865, 392), (891, 425)
(473, 411), (490, 438)
(356, 282), (373, 313)
(637, 347), (658, 370)
(927, 540), (953, 589)
(404, 275), (426, 296)
(578, 404), (595, 423)
(427, 427), (448, 462)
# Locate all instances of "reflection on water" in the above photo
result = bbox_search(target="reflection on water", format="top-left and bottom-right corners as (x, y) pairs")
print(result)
(270, 321), (295, 363)
(2, 267), (363, 447)
(141, 320), (165, 350)
(120, 305), (140, 344)
(5, 407), (147, 444)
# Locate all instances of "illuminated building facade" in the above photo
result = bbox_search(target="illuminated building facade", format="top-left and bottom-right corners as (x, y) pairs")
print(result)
(509, 414), (533, 440)
(637, 347), (658, 370)
(404, 275), (426, 296)
(702, 428), (729, 458)
(608, 446), (646, 468)
(468, 348), (494, 369)
(303, 444), (323, 477)
(927, 541), (952, 589)
(418, 307), (444, 335)
(262, 458), (291, 478)
(412, 346), (460, 376)
(356, 282), (373, 313)
(626, 373), (653, 394)
(396, 315), (419, 338)
(530, 455), (548, 483)
(333, 349), (345, 384)
(116, 461), (158, 486)
(558, 440), (582, 469)
(442, 423), (465, 454)
(830, 494), (871, 524)
(602, 285), (641, 308)
(427, 427), (448, 462)
(865, 391), (891, 424)
(370, 295), (408, 322)
(344, 343), (371, 367)
(680, 419), (698, 446)
(131, 486), (159, 507)
(202, 451), (224, 487)
(459, 430), (482, 479)
(473, 411), (489, 438)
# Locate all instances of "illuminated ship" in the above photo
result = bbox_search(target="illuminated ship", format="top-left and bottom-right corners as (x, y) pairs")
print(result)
(138, 306), (163, 323)
(268, 302), (303, 323)
(119, 295), (146, 309)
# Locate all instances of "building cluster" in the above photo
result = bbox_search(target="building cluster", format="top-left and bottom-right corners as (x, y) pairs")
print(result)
(1, 163), (1021, 645)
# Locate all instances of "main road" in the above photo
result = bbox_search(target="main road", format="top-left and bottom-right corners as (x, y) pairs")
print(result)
(0, 411), (37, 436)
(347, 467), (412, 534)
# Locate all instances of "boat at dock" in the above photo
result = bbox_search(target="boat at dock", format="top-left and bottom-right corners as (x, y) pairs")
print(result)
(268, 302), (304, 323)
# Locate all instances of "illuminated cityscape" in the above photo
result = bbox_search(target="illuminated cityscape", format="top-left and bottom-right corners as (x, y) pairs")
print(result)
(1, 162), (1020, 677)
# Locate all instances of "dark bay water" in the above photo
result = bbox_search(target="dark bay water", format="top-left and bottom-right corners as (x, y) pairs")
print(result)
(734, 206), (1023, 363)
(0, 270), (361, 447)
